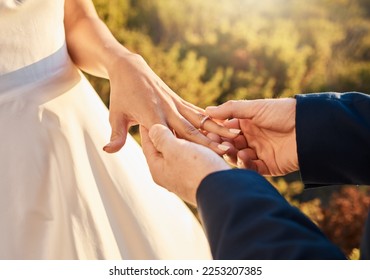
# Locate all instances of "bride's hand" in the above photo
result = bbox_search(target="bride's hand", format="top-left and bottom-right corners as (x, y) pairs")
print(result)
(103, 53), (240, 154)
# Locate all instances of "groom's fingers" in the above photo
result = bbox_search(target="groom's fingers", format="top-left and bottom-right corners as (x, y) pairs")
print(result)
(206, 100), (262, 120)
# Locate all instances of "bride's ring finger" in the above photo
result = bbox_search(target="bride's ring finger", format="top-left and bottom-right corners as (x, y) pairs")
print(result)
(199, 115), (210, 130)
(197, 113), (240, 139)
(176, 101), (240, 140)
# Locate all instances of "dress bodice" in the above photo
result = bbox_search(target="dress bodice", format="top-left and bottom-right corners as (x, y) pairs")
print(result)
(0, 0), (66, 75)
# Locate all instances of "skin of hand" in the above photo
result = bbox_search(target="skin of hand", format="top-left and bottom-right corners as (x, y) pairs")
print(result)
(205, 98), (299, 176)
(140, 124), (231, 206)
(64, 0), (239, 155)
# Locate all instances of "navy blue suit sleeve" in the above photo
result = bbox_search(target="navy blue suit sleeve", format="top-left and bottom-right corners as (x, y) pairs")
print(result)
(295, 92), (370, 187)
(296, 92), (370, 259)
(196, 169), (346, 259)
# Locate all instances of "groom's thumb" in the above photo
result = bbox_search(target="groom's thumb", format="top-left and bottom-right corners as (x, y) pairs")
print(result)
(148, 124), (176, 154)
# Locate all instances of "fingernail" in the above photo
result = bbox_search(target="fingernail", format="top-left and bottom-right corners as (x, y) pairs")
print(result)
(223, 154), (232, 163)
(229, 128), (241, 135)
(237, 157), (244, 168)
(218, 144), (230, 152)
(103, 143), (111, 151)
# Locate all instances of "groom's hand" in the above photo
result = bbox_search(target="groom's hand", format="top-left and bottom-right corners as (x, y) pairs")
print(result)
(206, 98), (299, 176)
(140, 124), (230, 206)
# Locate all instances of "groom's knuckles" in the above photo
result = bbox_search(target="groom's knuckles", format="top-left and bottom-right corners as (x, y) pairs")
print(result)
(217, 100), (256, 119)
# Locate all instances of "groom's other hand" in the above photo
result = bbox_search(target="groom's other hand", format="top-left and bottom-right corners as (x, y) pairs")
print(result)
(206, 98), (299, 176)
(140, 124), (230, 206)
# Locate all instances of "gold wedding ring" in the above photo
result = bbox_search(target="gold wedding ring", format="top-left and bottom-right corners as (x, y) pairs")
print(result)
(199, 115), (210, 130)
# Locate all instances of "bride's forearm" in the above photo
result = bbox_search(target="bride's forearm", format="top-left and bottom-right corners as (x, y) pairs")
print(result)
(64, 0), (133, 79)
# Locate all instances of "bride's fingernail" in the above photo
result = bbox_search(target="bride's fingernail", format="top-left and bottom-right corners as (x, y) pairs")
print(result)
(229, 128), (241, 135)
(218, 144), (230, 152)
(103, 143), (111, 151)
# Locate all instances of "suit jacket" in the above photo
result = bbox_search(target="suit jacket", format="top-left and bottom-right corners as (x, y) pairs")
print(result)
(196, 92), (370, 259)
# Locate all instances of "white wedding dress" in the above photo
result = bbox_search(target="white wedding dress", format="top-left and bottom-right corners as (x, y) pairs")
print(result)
(0, 0), (211, 259)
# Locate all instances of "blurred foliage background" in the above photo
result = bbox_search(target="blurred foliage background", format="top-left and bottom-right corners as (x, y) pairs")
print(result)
(89, 0), (370, 259)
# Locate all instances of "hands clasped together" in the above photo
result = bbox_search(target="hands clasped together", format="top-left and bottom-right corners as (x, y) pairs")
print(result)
(64, 0), (299, 208)
(139, 97), (300, 206)
(97, 49), (299, 206)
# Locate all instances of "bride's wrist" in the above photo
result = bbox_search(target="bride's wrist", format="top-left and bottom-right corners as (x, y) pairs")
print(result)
(105, 47), (144, 78)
